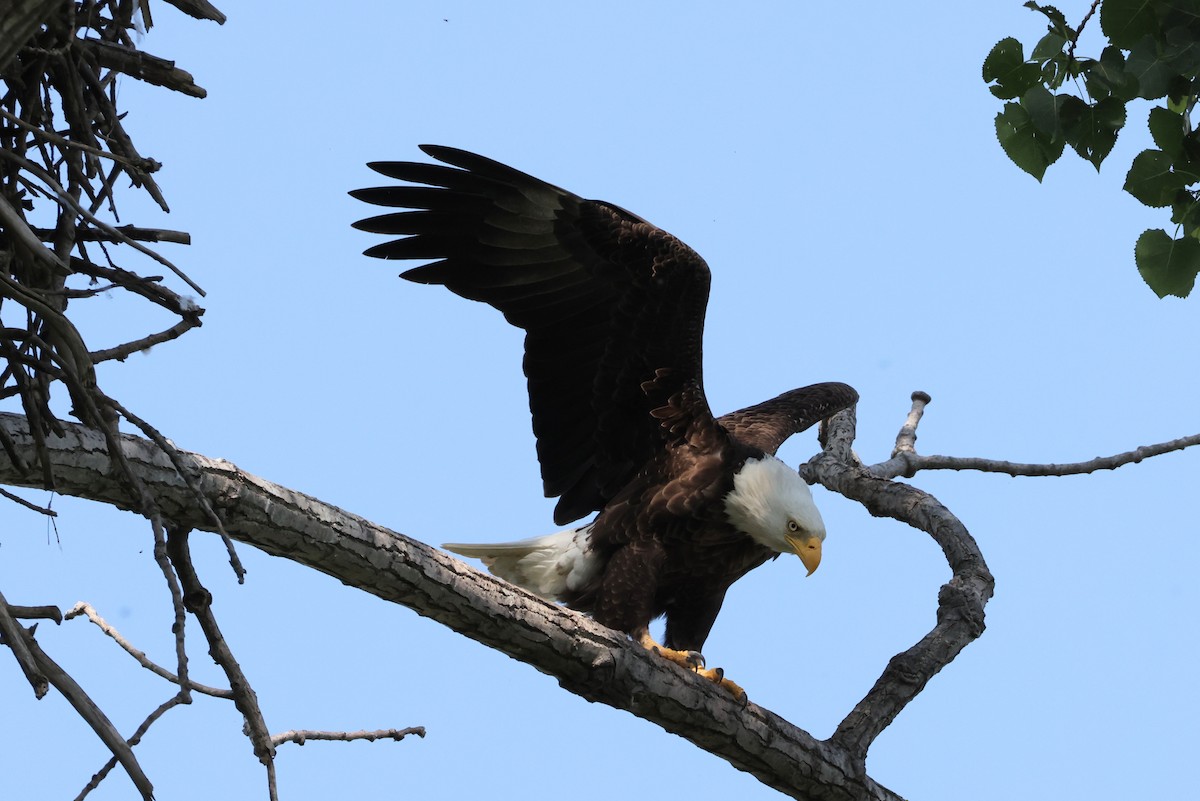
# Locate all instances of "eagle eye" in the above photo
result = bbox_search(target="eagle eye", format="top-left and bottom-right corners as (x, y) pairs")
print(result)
(787, 520), (800, 533)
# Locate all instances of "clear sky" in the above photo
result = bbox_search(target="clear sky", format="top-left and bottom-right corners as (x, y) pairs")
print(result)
(2, 3), (1197, 800)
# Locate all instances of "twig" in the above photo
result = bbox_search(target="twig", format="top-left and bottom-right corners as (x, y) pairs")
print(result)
(0, 147), (205, 295)
(1068, 0), (1103, 61)
(0, 485), (57, 516)
(30, 224), (189, 244)
(868, 391), (1200, 480)
(76, 39), (206, 98)
(65, 602), (233, 699)
(104, 394), (244, 581)
(272, 727), (427, 747)
(89, 316), (203, 363)
(6, 604), (63, 623)
(164, 527), (278, 799)
(75, 693), (188, 801)
(160, 0), (228, 24)
(889, 391), (931, 460)
(0, 106), (157, 171)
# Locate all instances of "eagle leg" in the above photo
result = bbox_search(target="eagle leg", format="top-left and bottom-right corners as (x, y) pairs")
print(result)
(636, 632), (747, 703)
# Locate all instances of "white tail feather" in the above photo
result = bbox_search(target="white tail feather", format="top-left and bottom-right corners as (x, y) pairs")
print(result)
(444, 525), (599, 601)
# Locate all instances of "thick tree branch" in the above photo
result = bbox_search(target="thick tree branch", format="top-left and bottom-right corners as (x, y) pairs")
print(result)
(804, 407), (993, 761)
(0, 411), (902, 801)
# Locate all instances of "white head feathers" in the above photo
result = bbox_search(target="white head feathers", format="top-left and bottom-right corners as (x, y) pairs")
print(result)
(724, 456), (826, 553)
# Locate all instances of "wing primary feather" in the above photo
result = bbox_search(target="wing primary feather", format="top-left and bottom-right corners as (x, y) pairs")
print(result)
(354, 146), (718, 519)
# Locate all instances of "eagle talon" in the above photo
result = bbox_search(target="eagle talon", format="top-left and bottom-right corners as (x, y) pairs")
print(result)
(637, 634), (747, 700)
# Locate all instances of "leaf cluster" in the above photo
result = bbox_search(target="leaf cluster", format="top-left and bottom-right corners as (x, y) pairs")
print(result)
(984, 0), (1200, 297)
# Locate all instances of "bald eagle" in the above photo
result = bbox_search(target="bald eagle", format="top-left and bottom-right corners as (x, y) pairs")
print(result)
(352, 146), (857, 698)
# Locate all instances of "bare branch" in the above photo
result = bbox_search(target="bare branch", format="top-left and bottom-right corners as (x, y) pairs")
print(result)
(868, 391), (1200, 480)
(0, 485), (56, 515)
(75, 39), (207, 98)
(889, 391), (931, 460)
(88, 316), (203, 364)
(0, 147), (206, 295)
(0, 589), (49, 698)
(15, 621), (155, 800)
(65, 602), (233, 699)
(5, 604), (62, 623)
(31, 225), (191, 245)
(160, 0), (228, 24)
(76, 694), (188, 801)
(164, 527), (278, 799)
(0, 411), (902, 801)
(804, 406), (994, 762)
(272, 728), (427, 748)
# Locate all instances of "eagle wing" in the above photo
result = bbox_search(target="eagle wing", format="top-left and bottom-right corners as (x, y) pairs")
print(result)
(716, 382), (859, 455)
(352, 145), (716, 525)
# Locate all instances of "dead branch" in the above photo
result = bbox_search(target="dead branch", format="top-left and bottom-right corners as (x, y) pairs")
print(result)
(804, 407), (993, 762)
(75, 39), (206, 98)
(0, 411), (902, 801)
(272, 728), (427, 748)
(0, 588), (49, 697)
(0, 484), (56, 515)
(76, 693), (189, 801)
(15, 620), (155, 800)
(164, 526), (279, 798)
(869, 392), (1200, 480)
(65, 602), (234, 699)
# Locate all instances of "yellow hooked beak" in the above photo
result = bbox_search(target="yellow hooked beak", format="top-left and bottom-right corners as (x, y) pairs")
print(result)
(787, 534), (822, 576)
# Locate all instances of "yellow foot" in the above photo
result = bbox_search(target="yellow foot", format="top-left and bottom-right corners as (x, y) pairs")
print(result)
(637, 633), (748, 703)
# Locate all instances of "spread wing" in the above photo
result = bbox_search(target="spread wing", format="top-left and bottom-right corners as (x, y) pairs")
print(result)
(717, 382), (859, 455)
(351, 145), (716, 525)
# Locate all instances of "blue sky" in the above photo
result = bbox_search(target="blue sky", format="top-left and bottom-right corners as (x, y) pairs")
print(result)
(2, 3), (1197, 799)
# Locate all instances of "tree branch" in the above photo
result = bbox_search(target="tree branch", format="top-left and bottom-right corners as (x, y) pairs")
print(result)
(272, 728), (426, 748)
(804, 407), (993, 761)
(0, 411), (902, 801)
(65, 602), (233, 699)
(15, 620), (155, 800)
(868, 392), (1200, 480)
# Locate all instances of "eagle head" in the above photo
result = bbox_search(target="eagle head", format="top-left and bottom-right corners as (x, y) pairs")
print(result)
(724, 456), (826, 575)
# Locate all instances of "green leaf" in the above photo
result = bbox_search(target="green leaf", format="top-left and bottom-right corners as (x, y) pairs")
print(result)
(1024, 1), (1074, 39)
(1135, 228), (1200, 297)
(1101, 0), (1164, 50)
(995, 102), (1064, 181)
(1083, 46), (1141, 101)
(1170, 189), (1200, 234)
(983, 37), (1042, 99)
(1060, 96), (1127, 169)
(1023, 84), (1060, 136)
(1127, 34), (1175, 99)
(1163, 25), (1200, 75)
(1148, 105), (1186, 156)
(1031, 32), (1068, 63)
(1124, 149), (1197, 206)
